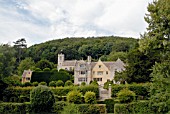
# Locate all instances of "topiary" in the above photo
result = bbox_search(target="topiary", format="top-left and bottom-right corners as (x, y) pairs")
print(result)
(39, 81), (47, 86)
(43, 68), (51, 72)
(32, 82), (39, 86)
(65, 80), (73, 86)
(24, 82), (32, 87)
(90, 80), (99, 86)
(81, 82), (86, 86)
(34, 68), (42, 72)
(84, 91), (96, 104)
(117, 88), (136, 103)
(67, 90), (82, 104)
(56, 80), (64, 87)
(30, 85), (55, 112)
(49, 81), (56, 87)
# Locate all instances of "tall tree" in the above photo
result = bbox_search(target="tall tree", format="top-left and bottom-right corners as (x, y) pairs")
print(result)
(13, 38), (27, 63)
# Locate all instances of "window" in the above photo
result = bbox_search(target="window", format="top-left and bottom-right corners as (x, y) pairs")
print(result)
(93, 78), (102, 81)
(78, 78), (87, 82)
(80, 64), (85, 68)
(81, 71), (86, 75)
(97, 71), (103, 75)
(99, 65), (101, 68)
(26, 77), (30, 81)
(106, 71), (108, 75)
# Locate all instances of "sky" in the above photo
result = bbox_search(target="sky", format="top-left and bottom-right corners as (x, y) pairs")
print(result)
(0, 0), (153, 46)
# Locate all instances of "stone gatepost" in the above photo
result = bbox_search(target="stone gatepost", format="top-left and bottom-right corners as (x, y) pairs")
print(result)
(108, 84), (112, 99)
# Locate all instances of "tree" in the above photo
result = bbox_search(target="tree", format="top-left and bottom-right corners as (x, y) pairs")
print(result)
(17, 57), (35, 76)
(36, 59), (54, 70)
(149, 62), (170, 113)
(13, 38), (27, 63)
(0, 44), (16, 79)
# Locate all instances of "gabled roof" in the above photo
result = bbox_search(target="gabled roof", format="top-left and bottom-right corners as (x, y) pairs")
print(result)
(62, 60), (77, 66)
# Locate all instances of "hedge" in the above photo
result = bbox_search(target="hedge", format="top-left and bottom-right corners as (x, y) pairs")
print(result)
(114, 100), (152, 114)
(104, 99), (115, 113)
(112, 83), (150, 99)
(2, 85), (99, 103)
(0, 103), (27, 113)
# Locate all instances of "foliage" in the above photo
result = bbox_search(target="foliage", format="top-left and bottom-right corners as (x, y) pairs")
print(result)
(0, 79), (8, 100)
(104, 99), (115, 113)
(64, 80), (73, 86)
(53, 101), (67, 114)
(0, 103), (27, 113)
(90, 80), (98, 86)
(17, 57), (35, 76)
(3, 75), (21, 86)
(114, 100), (152, 114)
(43, 67), (51, 71)
(149, 62), (170, 113)
(61, 103), (81, 114)
(56, 80), (64, 87)
(30, 85), (55, 112)
(78, 104), (104, 114)
(81, 82), (86, 86)
(117, 88), (136, 103)
(84, 91), (96, 104)
(24, 82), (32, 87)
(49, 81), (56, 87)
(103, 80), (113, 89)
(39, 81), (47, 86)
(32, 81), (38, 86)
(67, 90), (82, 104)
(0, 44), (16, 79)
(36, 59), (54, 70)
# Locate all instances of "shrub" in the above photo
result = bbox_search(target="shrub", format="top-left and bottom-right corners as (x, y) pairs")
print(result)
(30, 85), (55, 112)
(43, 68), (51, 71)
(32, 82), (39, 86)
(81, 82), (86, 86)
(34, 68), (42, 71)
(56, 80), (64, 87)
(49, 81), (56, 87)
(114, 100), (152, 114)
(39, 81), (47, 86)
(90, 80), (98, 86)
(9, 96), (18, 102)
(0, 103), (26, 113)
(65, 80), (73, 86)
(117, 88), (136, 103)
(84, 91), (96, 104)
(53, 101), (67, 113)
(24, 82), (32, 87)
(67, 90), (82, 104)
(61, 103), (80, 114)
(104, 99), (115, 113)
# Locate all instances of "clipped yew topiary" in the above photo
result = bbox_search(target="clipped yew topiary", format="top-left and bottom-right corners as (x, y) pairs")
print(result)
(30, 85), (55, 112)
(117, 88), (136, 103)
(81, 82), (86, 86)
(56, 80), (64, 87)
(67, 90), (82, 104)
(65, 80), (73, 86)
(39, 81), (47, 86)
(49, 81), (56, 87)
(84, 91), (96, 104)
(32, 81), (39, 86)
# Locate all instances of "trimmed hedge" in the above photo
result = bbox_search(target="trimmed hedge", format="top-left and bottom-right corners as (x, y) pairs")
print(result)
(112, 83), (150, 99)
(0, 103), (27, 113)
(114, 100), (152, 114)
(104, 99), (115, 113)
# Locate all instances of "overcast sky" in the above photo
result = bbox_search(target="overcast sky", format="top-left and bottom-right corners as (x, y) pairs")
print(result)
(0, 0), (153, 46)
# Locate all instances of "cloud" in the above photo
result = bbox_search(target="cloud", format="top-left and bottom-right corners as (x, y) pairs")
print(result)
(0, 0), (153, 46)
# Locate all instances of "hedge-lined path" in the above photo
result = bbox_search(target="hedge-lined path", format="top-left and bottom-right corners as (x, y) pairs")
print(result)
(99, 85), (111, 101)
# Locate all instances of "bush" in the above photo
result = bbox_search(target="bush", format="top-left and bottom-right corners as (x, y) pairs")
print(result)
(56, 80), (64, 87)
(9, 96), (18, 102)
(53, 101), (67, 113)
(67, 90), (82, 104)
(0, 103), (26, 113)
(43, 68), (51, 71)
(90, 80), (98, 86)
(34, 68), (42, 71)
(81, 82), (86, 86)
(117, 88), (136, 103)
(104, 99), (115, 113)
(49, 81), (56, 87)
(32, 81), (39, 86)
(114, 100), (152, 114)
(39, 81), (47, 86)
(30, 85), (55, 112)
(65, 80), (73, 86)
(84, 91), (96, 104)
(61, 103), (80, 114)
(24, 82), (32, 87)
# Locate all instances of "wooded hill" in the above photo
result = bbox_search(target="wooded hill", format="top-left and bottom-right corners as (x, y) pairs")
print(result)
(26, 36), (138, 63)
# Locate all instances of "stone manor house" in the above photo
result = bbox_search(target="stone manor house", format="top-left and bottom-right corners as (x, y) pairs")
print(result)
(57, 53), (125, 85)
